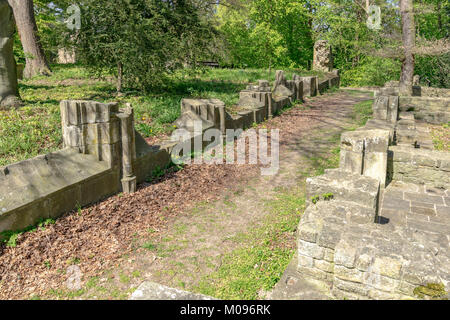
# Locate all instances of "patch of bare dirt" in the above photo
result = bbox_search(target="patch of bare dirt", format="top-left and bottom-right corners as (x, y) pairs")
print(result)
(0, 163), (257, 299)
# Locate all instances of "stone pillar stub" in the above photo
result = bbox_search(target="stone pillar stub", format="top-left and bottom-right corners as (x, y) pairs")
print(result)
(60, 100), (121, 167)
(340, 129), (390, 188)
(117, 104), (137, 194)
(313, 40), (333, 72)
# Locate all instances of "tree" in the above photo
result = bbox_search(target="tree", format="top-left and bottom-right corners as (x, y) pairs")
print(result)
(216, 0), (313, 69)
(68, 0), (215, 92)
(0, 0), (21, 109)
(310, 0), (449, 88)
(8, 0), (51, 78)
(399, 0), (415, 95)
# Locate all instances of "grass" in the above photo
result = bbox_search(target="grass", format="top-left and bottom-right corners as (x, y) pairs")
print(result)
(1, 64), (325, 167)
(430, 122), (450, 151)
(195, 188), (306, 300)
(0, 218), (55, 247)
(351, 99), (374, 128)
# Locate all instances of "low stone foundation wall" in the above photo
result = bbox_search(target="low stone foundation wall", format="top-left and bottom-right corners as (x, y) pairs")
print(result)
(0, 149), (119, 232)
(299, 169), (450, 300)
(388, 146), (450, 189)
(1, 70), (341, 234)
(294, 89), (450, 300)
(399, 96), (449, 124)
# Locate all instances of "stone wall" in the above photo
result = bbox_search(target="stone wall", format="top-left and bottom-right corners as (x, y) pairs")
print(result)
(174, 70), (340, 137)
(1, 70), (341, 234)
(57, 48), (77, 64)
(0, 149), (119, 232)
(398, 96), (449, 124)
(388, 146), (450, 189)
(294, 90), (450, 300)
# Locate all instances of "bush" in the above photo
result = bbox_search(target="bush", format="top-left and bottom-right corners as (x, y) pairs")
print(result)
(340, 57), (402, 87)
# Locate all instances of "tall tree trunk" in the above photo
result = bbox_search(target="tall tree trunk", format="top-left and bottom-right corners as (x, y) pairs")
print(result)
(399, 0), (415, 96)
(8, 0), (51, 78)
(0, 0), (21, 109)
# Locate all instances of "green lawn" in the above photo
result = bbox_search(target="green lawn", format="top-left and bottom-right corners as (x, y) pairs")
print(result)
(0, 65), (324, 167)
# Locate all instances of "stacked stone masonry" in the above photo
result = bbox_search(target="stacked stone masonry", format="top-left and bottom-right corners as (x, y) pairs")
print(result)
(296, 83), (450, 299)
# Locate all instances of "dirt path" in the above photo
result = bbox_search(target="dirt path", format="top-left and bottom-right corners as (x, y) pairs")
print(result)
(0, 90), (373, 300)
(112, 90), (373, 299)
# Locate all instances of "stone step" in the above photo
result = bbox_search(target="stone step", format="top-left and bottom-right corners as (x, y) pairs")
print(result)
(306, 169), (380, 212)
(396, 129), (417, 145)
(399, 112), (415, 121)
(130, 282), (216, 300)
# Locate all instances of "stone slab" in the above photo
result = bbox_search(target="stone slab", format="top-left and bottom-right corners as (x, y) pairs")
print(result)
(130, 282), (215, 300)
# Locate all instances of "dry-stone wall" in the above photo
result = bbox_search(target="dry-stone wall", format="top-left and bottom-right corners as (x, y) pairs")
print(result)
(0, 70), (341, 234)
(295, 83), (450, 299)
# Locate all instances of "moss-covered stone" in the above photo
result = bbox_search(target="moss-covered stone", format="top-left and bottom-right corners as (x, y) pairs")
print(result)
(413, 283), (448, 300)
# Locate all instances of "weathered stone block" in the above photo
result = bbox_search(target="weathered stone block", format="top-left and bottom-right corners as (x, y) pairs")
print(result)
(300, 76), (318, 97)
(313, 40), (333, 72)
(373, 96), (389, 120)
(324, 248), (335, 262)
(297, 266), (333, 282)
(364, 152), (388, 188)
(298, 239), (325, 259)
(367, 290), (401, 300)
(317, 223), (343, 249)
(306, 169), (380, 211)
(335, 240), (358, 268)
(372, 256), (403, 279)
(314, 259), (334, 273)
(387, 96), (399, 123)
(334, 265), (364, 283)
(334, 278), (369, 296)
(297, 218), (322, 243)
(339, 150), (363, 174)
(298, 254), (314, 268)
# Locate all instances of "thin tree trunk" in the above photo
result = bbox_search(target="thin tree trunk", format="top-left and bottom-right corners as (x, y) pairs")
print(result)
(0, 0), (21, 109)
(117, 62), (123, 94)
(8, 0), (51, 78)
(399, 0), (415, 96)
(437, 1), (442, 35)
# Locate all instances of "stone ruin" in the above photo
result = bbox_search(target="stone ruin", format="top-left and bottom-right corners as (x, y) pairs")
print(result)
(313, 40), (333, 73)
(292, 83), (450, 299)
(0, 70), (341, 234)
(57, 48), (77, 64)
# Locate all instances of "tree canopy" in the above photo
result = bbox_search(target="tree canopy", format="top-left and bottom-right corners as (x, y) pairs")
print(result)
(10, 0), (450, 88)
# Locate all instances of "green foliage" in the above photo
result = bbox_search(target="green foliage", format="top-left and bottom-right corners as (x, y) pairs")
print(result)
(322, 193), (334, 201)
(415, 53), (450, 88)
(216, 0), (313, 69)
(341, 57), (402, 87)
(0, 218), (55, 247)
(64, 0), (215, 91)
(195, 190), (305, 299)
(311, 195), (320, 204)
(352, 99), (374, 127)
